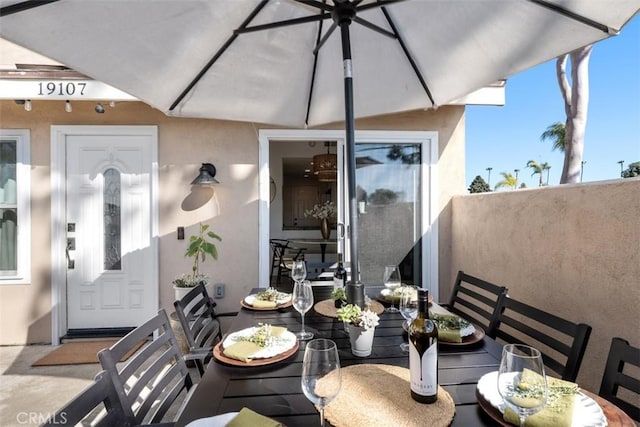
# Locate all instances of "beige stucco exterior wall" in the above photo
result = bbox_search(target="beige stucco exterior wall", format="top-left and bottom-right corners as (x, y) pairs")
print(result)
(0, 100), (465, 345)
(450, 178), (640, 392)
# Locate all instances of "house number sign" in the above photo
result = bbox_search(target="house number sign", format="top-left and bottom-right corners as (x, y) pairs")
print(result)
(38, 81), (87, 96)
(0, 79), (137, 100)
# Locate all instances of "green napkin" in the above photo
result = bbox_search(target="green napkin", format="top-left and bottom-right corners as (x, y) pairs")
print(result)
(222, 341), (262, 362)
(503, 369), (578, 427)
(252, 300), (277, 308)
(430, 313), (464, 343)
(226, 407), (283, 427)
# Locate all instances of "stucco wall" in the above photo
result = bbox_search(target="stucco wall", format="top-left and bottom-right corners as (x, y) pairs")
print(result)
(450, 178), (640, 392)
(0, 100), (464, 344)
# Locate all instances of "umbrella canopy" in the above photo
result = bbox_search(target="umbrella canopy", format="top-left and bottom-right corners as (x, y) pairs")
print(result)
(1, 0), (638, 300)
(0, 1), (637, 127)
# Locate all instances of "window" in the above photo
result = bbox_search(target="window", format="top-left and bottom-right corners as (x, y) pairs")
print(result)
(0, 130), (30, 284)
(103, 168), (121, 270)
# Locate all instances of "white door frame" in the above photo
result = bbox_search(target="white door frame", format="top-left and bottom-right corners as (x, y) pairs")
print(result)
(258, 129), (439, 298)
(50, 125), (159, 345)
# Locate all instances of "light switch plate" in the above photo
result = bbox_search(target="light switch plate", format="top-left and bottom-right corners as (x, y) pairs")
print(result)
(214, 283), (225, 298)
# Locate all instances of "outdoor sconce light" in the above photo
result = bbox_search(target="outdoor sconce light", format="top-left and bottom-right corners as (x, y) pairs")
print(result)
(191, 163), (219, 186)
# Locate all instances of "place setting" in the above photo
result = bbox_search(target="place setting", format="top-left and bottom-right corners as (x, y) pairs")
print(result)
(212, 323), (299, 367)
(476, 343), (613, 427)
(396, 285), (485, 348)
(240, 287), (293, 311)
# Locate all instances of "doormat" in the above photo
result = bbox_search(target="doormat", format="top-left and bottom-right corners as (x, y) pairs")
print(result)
(32, 339), (144, 366)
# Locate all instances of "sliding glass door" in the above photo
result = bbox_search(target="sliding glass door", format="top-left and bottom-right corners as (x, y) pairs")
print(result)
(338, 133), (436, 289)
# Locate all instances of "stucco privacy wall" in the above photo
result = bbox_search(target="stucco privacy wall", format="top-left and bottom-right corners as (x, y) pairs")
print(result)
(450, 178), (640, 392)
(0, 100), (464, 345)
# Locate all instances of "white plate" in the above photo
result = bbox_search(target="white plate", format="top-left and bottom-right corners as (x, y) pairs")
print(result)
(476, 371), (607, 427)
(186, 412), (239, 427)
(244, 292), (291, 306)
(222, 326), (297, 359)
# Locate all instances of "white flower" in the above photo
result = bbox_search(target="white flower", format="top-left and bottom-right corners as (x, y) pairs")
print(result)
(304, 201), (337, 220)
(336, 304), (380, 330)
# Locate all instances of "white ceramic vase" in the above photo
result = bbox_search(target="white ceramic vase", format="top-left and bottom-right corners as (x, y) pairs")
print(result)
(346, 323), (375, 357)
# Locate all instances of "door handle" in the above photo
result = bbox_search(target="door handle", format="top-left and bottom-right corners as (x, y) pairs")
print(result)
(66, 238), (75, 269)
(337, 222), (346, 239)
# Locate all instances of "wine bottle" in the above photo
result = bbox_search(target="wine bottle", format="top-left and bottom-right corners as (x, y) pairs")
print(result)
(409, 289), (438, 403)
(333, 253), (346, 289)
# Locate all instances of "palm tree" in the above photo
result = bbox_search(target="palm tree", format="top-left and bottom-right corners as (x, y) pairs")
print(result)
(494, 172), (518, 190)
(540, 122), (565, 152)
(527, 160), (544, 187)
(541, 162), (551, 185)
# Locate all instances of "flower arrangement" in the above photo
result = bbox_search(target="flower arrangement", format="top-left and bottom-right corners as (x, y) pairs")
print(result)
(304, 200), (337, 220)
(336, 304), (380, 330)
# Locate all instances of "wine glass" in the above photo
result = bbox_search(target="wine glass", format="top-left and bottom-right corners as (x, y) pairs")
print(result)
(291, 259), (307, 284)
(293, 280), (314, 340)
(398, 285), (418, 352)
(383, 265), (401, 312)
(301, 339), (341, 426)
(497, 344), (548, 427)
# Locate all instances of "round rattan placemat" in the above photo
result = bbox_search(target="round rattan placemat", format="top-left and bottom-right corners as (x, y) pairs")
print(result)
(314, 299), (385, 318)
(323, 364), (455, 427)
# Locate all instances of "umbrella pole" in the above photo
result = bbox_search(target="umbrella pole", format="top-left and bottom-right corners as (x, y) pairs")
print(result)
(336, 6), (364, 309)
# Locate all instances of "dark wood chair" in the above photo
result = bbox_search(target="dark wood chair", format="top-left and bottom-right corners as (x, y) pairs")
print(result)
(444, 270), (508, 331)
(98, 309), (194, 425)
(173, 283), (238, 376)
(598, 337), (640, 421)
(488, 296), (592, 381)
(269, 239), (306, 290)
(42, 370), (136, 427)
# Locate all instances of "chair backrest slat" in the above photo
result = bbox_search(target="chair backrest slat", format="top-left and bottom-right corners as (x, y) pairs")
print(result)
(599, 337), (640, 422)
(41, 371), (135, 427)
(98, 309), (193, 425)
(447, 270), (508, 331)
(174, 283), (238, 376)
(489, 296), (592, 382)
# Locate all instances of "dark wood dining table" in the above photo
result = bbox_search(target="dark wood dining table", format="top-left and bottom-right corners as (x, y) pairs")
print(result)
(175, 286), (507, 426)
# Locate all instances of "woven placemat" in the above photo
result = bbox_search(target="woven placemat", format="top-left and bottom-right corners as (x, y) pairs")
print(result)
(323, 364), (455, 427)
(314, 299), (385, 318)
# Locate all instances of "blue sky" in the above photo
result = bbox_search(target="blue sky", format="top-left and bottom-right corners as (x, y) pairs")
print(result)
(465, 16), (640, 189)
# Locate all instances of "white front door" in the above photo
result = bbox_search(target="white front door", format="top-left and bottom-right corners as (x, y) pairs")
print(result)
(64, 132), (157, 329)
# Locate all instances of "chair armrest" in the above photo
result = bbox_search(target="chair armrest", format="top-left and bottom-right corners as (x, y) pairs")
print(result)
(214, 311), (238, 318)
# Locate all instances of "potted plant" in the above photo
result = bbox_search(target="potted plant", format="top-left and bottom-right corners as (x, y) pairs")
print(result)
(336, 304), (379, 357)
(331, 287), (347, 308)
(304, 200), (337, 240)
(172, 222), (222, 300)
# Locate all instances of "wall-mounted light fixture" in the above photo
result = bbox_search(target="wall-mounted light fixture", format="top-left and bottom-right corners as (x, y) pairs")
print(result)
(65, 100), (73, 113)
(24, 99), (32, 111)
(191, 163), (219, 186)
(95, 103), (105, 113)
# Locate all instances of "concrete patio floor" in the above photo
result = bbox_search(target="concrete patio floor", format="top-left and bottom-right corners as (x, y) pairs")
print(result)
(0, 344), (101, 427)
(0, 344), (199, 427)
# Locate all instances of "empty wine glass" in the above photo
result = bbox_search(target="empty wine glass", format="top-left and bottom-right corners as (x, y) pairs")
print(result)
(293, 280), (314, 340)
(398, 285), (418, 352)
(383, 265), (401, 312)
(301, 338), (341, 426)
(291, 259), (307, 284)
(497, 344), (548, 427)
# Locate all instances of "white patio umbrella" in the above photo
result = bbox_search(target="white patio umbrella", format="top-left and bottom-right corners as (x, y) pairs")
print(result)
(1, 0), (638, 303)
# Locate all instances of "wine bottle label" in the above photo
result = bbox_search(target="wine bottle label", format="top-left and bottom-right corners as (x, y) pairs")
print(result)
(409, 339), (438, 396)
